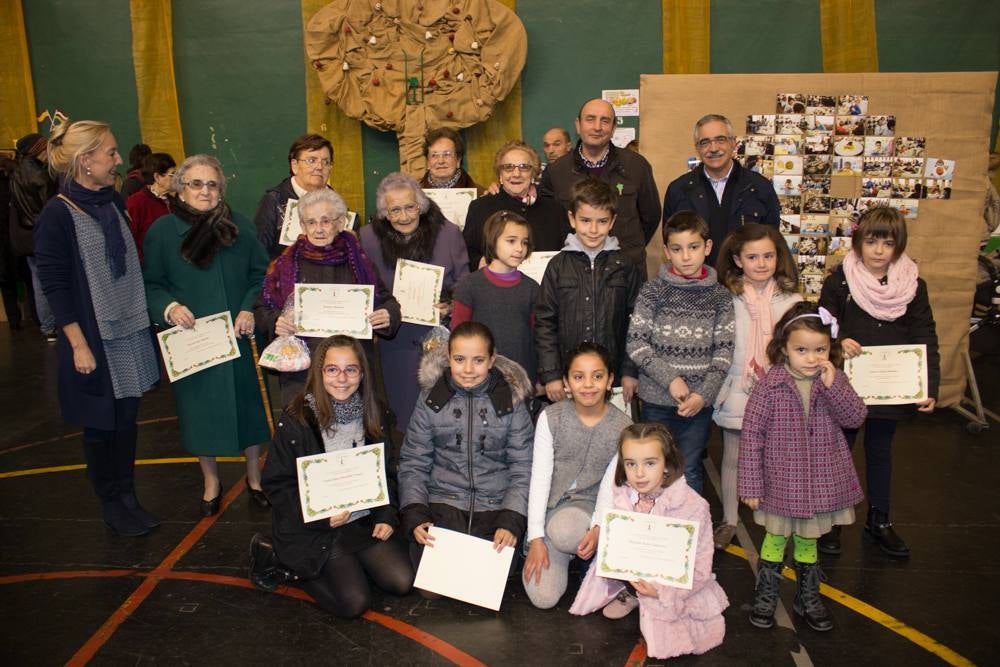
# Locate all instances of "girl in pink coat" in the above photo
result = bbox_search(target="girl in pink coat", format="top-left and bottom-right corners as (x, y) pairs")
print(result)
(569, 423), (728, 660)
(739, 302), (866, 633)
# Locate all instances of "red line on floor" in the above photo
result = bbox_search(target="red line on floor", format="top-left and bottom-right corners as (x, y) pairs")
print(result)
(625, 640), (646, 666)
(0, 569), (137, 585)
(363, 610), (490, 667)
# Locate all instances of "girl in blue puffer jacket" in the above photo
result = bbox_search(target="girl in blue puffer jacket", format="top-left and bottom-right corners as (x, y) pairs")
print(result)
(398, 321), (534, 586)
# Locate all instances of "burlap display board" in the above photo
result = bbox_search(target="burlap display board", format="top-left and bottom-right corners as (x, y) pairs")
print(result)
(639, 72), (998, 407)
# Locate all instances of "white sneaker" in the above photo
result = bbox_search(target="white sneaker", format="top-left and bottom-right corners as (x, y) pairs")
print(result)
(602, 589), (639, 619)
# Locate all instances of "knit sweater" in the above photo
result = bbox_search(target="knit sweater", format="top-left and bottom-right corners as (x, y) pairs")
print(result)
(452, 267), (539, 381)
(627, 264), (735, 407)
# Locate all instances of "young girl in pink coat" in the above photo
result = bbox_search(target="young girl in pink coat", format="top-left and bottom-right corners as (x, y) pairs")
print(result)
(569, 423), (728, 660)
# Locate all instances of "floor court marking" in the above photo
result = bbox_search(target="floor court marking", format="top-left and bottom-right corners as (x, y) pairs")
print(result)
(0, 416), (179, 456)
(0, 458), (976, 666)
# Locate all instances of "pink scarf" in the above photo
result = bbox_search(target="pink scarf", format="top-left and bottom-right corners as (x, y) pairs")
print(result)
(740, 277), (777, 392)
(842, 250), (918, 321)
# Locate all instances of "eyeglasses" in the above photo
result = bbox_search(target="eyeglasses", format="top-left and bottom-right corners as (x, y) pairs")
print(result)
(696, 136), (733, 149)
(301, 216), (342, 228)
(500, 163), (532, 174)
(322, 364), (361, 378)
(387, 203), (419, 218)
(182, 179), (220, 191)
(429, 151), (455, 160)
(296, 157), (333, 168)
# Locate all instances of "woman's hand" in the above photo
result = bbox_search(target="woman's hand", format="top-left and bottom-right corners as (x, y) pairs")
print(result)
(917, 397), (937, 413)
(818, 360), (837, 388)
(741, 497), (761, 510)
(274, 315), (296, 337)
(73, 343), (97, 374)
(522, 538), (550, 584)
(840, 337), (862, 358)
(633, 579), (658, 598)
(234, 310), (255, 338)
(168, 304), (195, 329)
(372, 523), (394, 540)
(576, 525), (600, 560)
(368, 308), (391, 330)
(545, 379), (567, 403)
(493, 528), (517, 552)
(413, 522), (435, 546)
(328, 511), (351, 528)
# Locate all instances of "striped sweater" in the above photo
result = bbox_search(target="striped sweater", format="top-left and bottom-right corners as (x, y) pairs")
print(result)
(627, 264), (735, 407)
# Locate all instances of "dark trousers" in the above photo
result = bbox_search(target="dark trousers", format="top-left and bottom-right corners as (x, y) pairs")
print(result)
(845, 418), (898, 512)
(301, 538), (414, 618)
(641, 402), (714, 496)
(80, 397), (141, 500)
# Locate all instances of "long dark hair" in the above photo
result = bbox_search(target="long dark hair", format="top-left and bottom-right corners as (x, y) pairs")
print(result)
(716, 223), (798, 294)
(287, 335), (383, 439)
(767, 302), (843, 367)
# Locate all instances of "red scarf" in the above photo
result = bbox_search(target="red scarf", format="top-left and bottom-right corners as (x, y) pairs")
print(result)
(261, 232), (378, 310)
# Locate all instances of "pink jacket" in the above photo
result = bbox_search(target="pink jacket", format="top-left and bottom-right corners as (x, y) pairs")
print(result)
(739, 365), (866, 518)
(569, 478), (728, 660)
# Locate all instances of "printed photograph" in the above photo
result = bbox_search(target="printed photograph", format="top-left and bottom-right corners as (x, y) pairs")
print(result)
(798, 254), (827, 275)
(778, 195), (802, 214)
(780, 214), (801, 234)
(777, 93), (807, 113)
(829, 218), (858, 237)
(804, 154), (832, 176)
(857, 197), (891, 214)
(892, 157), (925, 178)
(895, 137), (926, 157)
(833, 137), (864, 157)
(744, 135), (774, 155)
(837, 94), (869, 115)
(805, 115), (835, 135)
(924, 179), (952, 199)
(803, 194), (832, 213)
(864, 136), (894, 157)
(835, 116), (865, 136)
(924, 158), (955, 180)
(865, 115), (895, 136)
(776, 114), (806, 134)
(828, 236), (852, 257)
(807, 95), (837, 115)
(801, 214), (830, 235)
(892, 178), (922, 199)
(861, 177), (893, 198)
(774, 175), (803, 197)
(804, 134), (832, 154)
(863, 157), (893, 177)
(791, 235), (828, 256)
(773, 136), (802, 156)
(746, 115), (776, 135)
(774, 156), (803, 176)
(803, 176), (832, 195)
(891, 198), (920, 219)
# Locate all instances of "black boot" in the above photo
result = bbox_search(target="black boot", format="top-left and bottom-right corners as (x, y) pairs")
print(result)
(120, 491), (161, 529)
(249, 533), (295, 592)
(864, 507), (910, 558)
(749, 559), (784, 629)
(818, 526), (842, 555)
(101, 498), (150, 537)
(793, 561), (833, 631)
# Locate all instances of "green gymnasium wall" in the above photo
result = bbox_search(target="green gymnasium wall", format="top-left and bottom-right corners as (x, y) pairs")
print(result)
(17, 0), (1000, 220)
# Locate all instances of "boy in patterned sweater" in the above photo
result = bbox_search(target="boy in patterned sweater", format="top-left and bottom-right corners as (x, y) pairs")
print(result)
(626, 211), (734, 495)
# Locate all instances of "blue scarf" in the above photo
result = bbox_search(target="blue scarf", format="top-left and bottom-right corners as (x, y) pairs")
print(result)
(62, 179), (127, 278)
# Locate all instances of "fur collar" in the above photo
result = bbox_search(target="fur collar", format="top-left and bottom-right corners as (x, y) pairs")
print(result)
(417, 337), (533, 405)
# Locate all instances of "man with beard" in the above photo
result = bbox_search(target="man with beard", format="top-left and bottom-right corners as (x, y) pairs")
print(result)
(663, 114), (779, 267)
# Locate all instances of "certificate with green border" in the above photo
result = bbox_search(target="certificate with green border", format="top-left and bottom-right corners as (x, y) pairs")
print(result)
(597, 509), (700, 590)
(156, 311), (240, 383)
(296, 443), (389, 522)
(293, 283), (373, 339)
(393, 259), (444, 326)
(845, 344), (928, 405)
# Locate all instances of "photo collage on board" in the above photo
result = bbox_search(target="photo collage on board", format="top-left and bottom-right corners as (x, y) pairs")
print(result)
(738, 93), (956, 300)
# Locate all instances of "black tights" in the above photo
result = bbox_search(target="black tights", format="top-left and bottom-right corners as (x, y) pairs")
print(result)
(301, 538), (414, 618)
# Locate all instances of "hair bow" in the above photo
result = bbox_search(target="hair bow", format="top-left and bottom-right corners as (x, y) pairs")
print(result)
(817, 306), (839, 339)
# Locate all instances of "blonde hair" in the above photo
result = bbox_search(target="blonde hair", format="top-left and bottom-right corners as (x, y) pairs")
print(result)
(47, 120), (112, 180)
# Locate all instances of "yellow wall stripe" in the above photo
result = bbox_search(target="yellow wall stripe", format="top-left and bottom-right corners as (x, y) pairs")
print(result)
(129, 0), (185, 161)
(465, 0), (521, 190)
(819, 0), (879, 72)
(661, 0), (711, 74)
(0, 0), (38, 148)
(301, 0), (366, 217)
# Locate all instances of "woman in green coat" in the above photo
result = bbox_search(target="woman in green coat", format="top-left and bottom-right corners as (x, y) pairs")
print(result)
(143, 154), (271, 516)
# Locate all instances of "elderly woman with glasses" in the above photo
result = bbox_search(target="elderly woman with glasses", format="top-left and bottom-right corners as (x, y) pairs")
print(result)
(254, 134), (336, 259)
(143, 154), (271, 517)
(255, 188), (401, 406)
(359, 172), (470, 431)
(462, 140), (569, 272)
(418, 127), (482, 194)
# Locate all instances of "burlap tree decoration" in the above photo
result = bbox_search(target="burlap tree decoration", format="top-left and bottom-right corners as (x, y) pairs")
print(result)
(306, 0), (527, 178)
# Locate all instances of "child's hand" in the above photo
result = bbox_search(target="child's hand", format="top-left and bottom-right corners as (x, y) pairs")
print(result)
(493, 528), (517, 551)
(576, 525), (600, 560)
(545, 379), (567, 403)
(677, 392), (705, 417)
(328, 511), (351, 528)
(917, 397), (937, 413)
(372, 523), (394, 540)
(413, 522), (435, 546)
(741, 497), (761, 510)
(621, 376), (639, 404)
(669, 376), (689, 403)
(841, 337), (862, 358)
(523, 539), (550, 584)
(818, 360), (837, 388)
(633, 579), (658, 598)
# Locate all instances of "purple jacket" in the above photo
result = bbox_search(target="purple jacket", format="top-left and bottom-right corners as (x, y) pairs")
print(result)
(738, 365), (866, 518)
(569, 478), (728, 660)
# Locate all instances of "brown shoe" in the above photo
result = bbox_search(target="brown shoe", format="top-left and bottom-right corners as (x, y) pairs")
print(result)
(713, 523), (737, 549)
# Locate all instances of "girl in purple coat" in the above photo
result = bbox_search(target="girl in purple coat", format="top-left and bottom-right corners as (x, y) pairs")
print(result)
(739, 302), (866, 633)
(570, 423), (728, 660)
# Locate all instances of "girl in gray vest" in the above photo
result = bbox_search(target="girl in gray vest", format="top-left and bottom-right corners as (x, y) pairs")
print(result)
(522, 342), (632, 608)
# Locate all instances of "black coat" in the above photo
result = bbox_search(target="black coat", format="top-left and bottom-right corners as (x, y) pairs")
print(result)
(534, 247), (642, 385)
(9, 156), (57, 257)
(662, 161), (780, 266)
(261, 406), (400, 580)
(819, 263), (940, 420)
(462, 190), (569, 272)
(253, 177), (297, 260)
